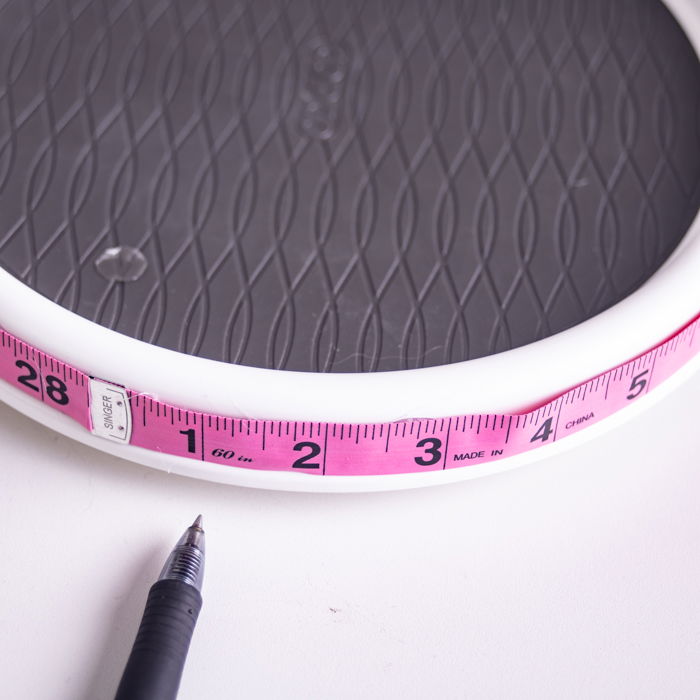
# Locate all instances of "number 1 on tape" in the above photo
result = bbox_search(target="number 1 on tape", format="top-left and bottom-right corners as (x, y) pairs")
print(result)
(1, 316), (698, 476)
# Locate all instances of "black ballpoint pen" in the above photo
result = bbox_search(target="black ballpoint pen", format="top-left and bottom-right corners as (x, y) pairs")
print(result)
(115, 516), (205, 700)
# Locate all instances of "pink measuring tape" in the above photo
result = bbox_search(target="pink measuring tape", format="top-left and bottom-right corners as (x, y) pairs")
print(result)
(1, 315), (698, 477)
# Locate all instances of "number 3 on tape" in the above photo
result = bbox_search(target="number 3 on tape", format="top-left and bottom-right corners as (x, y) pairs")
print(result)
(0, 316), (698, 476)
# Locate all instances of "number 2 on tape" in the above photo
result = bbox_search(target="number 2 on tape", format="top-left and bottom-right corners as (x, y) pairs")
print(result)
(0, 316), (698, 477)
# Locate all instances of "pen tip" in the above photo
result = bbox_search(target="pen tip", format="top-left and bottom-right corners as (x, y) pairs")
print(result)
(192, 514), (203, 530)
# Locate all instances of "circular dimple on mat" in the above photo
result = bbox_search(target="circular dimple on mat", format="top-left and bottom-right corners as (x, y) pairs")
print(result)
(0, 0), (698, 373)
(95, 247), (148, 283)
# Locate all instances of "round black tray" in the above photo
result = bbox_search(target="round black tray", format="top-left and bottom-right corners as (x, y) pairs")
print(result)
(0, 0), (698, 372)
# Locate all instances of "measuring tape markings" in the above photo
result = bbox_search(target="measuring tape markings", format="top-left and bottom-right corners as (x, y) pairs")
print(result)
(0, 316), (698, 476)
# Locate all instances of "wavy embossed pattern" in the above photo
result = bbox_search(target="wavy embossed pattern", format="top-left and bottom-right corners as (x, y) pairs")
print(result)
(0, 0), (698, 372)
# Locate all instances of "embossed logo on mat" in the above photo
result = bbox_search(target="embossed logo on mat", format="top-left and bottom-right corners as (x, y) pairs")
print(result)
(299, 38), (349, 140)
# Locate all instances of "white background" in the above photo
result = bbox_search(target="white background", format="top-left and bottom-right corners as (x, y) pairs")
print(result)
(1, 370), (699, 700)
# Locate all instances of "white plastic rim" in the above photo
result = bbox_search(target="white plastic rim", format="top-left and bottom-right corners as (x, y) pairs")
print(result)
(1, 349), (699, 492)
(0, 0), (699, 491)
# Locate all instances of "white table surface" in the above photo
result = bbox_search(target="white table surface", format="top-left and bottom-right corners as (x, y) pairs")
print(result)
(1, 368), (699, 700)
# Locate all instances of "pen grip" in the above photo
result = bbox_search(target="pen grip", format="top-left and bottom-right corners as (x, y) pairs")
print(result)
(115, 579), (202, 700)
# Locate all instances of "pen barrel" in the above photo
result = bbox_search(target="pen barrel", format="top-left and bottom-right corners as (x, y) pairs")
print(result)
(115, 579), (203, 700)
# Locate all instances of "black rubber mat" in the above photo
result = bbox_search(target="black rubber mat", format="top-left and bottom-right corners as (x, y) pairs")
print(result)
(0, 0), (699, 372)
